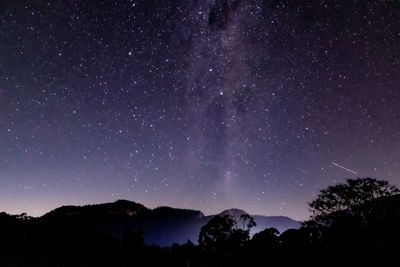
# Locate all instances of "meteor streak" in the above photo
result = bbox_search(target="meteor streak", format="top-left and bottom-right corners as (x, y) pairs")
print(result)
(331, 162), (358, 175)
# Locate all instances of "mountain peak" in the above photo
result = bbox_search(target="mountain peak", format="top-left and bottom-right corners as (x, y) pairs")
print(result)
(219, 208), (248, 218)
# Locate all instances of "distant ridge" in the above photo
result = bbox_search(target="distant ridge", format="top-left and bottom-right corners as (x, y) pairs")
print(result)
(42, 200), (300, 246)
(43, 200), (148, 218)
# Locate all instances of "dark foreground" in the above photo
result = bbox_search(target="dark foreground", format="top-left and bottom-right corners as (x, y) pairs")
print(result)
(1, 178), (399, 267)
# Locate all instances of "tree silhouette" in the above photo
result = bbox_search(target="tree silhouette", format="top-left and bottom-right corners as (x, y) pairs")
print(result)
(198, 214), (256, 252)
(309, 177), (399, 220)
(303, 178), (400, 267)
(237, 213), (256, 231)
(198, 215), (236, 250)
(251, 227), (279, 245)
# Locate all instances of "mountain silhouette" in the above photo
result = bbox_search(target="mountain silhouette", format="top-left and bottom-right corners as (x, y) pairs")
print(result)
(41, 200), (300, 246)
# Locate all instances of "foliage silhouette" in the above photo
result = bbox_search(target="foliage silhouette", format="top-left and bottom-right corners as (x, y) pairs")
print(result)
(1, 177), (400, 267)
(308, 177), (399, 225)
(304, 177), (400, 267)
(198, 213), (256, 252)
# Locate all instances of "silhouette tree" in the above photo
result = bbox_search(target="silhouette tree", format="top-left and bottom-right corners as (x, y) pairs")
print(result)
(198, 215), (236, 250)
(251, 227), (279, 245)
(303, 178), (400, 267)
(198, 214), (256, 252)
(249, 227), (280, 260)
(309, 177), (399, 220)
(237, 213), (256, 231)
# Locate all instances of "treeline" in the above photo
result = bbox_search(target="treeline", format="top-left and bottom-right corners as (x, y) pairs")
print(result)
(1, 178), (400, 267)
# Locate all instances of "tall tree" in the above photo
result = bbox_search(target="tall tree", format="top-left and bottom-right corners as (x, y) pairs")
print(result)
(309, 177), (399, 220)
(198, 214), (256, 251)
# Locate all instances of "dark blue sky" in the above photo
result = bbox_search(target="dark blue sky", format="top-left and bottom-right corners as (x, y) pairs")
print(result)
(1, 0), (400, 219)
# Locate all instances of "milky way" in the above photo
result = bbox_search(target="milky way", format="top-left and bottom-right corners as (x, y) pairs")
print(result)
(1, 0), (400, 219)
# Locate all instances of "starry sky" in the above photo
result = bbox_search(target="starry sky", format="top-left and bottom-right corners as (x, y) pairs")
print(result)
(1, 0), (400, 219)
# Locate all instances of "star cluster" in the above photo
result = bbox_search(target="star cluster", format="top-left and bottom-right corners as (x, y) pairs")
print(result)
(1, 0), (400, 219)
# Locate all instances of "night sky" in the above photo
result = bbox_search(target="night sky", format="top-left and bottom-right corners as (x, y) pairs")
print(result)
(1, 0), (400, 219)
